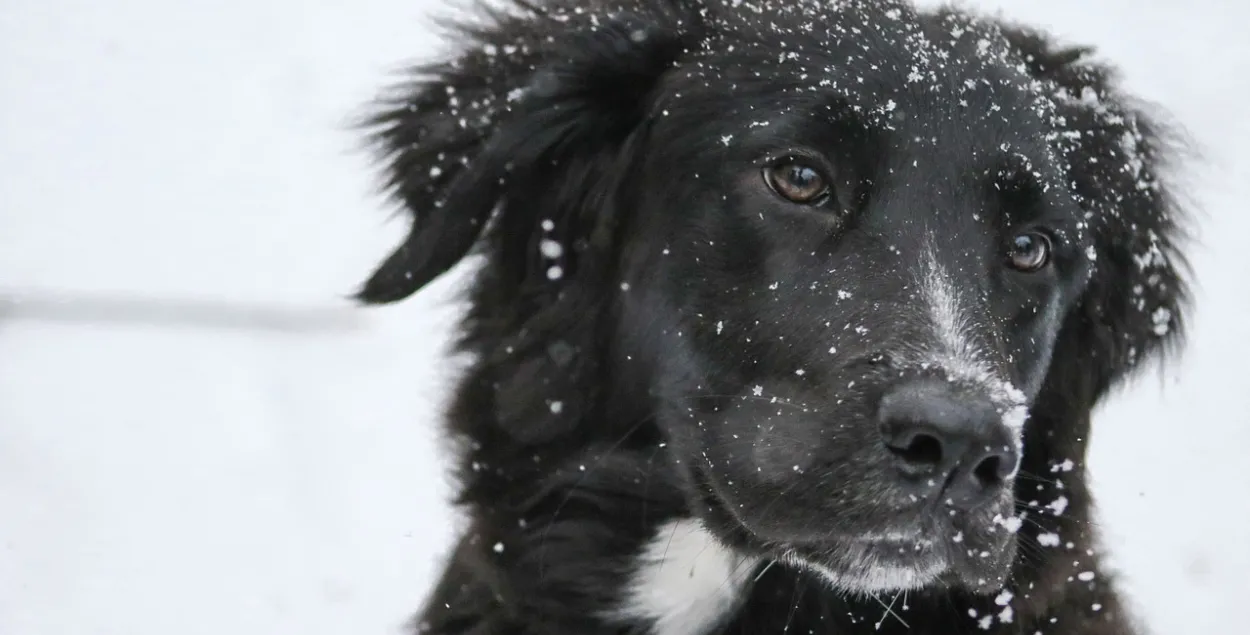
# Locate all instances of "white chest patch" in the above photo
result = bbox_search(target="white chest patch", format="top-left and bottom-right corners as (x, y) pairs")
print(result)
(611, 518), (760, 635)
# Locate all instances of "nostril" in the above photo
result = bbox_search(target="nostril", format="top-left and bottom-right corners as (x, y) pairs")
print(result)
(885, 427), (944, 470)
(973, 452), (1004, 485)
(971, 446), (1018, 486)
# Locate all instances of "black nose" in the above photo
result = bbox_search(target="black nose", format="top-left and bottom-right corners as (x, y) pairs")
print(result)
(877, 378), (1019, 509)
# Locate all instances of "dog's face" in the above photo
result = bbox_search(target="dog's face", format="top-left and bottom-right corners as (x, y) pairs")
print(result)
(616, 25), (1095, 594)
(357, 0), (1187, 602)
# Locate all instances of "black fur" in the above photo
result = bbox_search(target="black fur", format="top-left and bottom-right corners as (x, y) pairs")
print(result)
(354, 1), (1192, 633)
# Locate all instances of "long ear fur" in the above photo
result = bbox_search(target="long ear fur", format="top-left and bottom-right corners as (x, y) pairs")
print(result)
(354, 0), (698, 304)
(1000, 25), (1193, 409)
(354, 0), (702, 442)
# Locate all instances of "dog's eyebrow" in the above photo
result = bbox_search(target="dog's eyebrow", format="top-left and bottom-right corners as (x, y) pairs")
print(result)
(983, 146), (1075, 220)
(721, 96), (877, 145)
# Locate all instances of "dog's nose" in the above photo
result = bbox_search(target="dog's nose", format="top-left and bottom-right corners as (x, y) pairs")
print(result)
(877, 378), (1019, 509)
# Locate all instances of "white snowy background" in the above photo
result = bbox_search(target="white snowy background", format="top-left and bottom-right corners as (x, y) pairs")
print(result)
(1, 0), (1245, 633)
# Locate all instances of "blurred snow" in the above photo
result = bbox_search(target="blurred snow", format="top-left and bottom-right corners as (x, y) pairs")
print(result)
(0, 1), (1245, 634)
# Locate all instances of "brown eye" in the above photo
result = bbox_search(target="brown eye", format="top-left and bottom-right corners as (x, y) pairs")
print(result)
(1007, 231), (1053, 272)
(763, 159), (830, 204)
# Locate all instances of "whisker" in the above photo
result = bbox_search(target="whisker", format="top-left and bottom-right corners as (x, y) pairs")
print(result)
(755, 558), (779, 582)
(782, 573), (805, 633)
(874, 590), (906, 630)
(869, 589), (911, 630)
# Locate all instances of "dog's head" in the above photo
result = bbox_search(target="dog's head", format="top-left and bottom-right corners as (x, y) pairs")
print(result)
(357, 0), (1188, 598)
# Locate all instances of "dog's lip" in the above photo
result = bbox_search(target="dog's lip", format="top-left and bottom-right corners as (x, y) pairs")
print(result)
(695, 465), (947, 556)
(852, 533), (936, 547)
(692, 462), (949, 549)
(781, 529), (943, 557)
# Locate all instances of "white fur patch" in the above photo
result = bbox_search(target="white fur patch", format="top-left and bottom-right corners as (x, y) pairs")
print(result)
(612, 519), (759, 635)
(780, 548), (946, 595)
(918, 246), (1029, 439)
(921, 248), (987, 380)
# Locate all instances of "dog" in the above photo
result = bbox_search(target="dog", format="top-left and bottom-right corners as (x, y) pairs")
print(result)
(353, 0), (1192, 633)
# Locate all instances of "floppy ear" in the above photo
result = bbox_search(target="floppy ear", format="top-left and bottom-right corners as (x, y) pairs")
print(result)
(1002, 26), (1193, 407)
(354, 1), (701, 443)
(354, 0), (697, 304)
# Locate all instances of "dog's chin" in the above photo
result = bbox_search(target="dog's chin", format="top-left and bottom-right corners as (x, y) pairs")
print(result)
(689, 465), (1016, 596)
(777, 532), (1017, 596)
(778, 538), (950, 595)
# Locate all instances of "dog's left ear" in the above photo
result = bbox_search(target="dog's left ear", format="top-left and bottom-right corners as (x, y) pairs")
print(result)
(352, 2), (704, 442)
(1001, 25), (1193, 405)
(354, 1), (699, 304)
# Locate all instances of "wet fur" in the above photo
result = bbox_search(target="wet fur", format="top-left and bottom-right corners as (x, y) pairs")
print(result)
(353, 0), (1191, 633)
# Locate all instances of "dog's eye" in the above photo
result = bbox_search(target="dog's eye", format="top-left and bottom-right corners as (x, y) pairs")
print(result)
(1006, 231), (1053, 272)
(763, 159), (831, 205)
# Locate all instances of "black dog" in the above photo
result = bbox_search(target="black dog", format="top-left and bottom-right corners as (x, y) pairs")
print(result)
(354, 0), (1191, 633)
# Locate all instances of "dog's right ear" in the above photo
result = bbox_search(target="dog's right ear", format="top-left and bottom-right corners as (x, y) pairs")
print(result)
(993, 23), (1193, 409)
(353, 0), (700, 304)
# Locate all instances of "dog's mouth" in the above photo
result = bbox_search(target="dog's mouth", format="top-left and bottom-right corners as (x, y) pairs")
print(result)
(777, 538), (950, 595)
(689, 462), (1015, 595)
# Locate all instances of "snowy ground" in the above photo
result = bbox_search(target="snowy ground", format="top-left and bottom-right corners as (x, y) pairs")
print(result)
(1, 1), (1246, 634)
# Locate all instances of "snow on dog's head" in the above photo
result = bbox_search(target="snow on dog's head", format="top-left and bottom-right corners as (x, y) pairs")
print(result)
(357, 0), (1190, 604)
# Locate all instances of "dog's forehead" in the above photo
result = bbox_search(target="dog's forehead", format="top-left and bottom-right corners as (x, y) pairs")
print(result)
(687, 2), (1047, 131)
